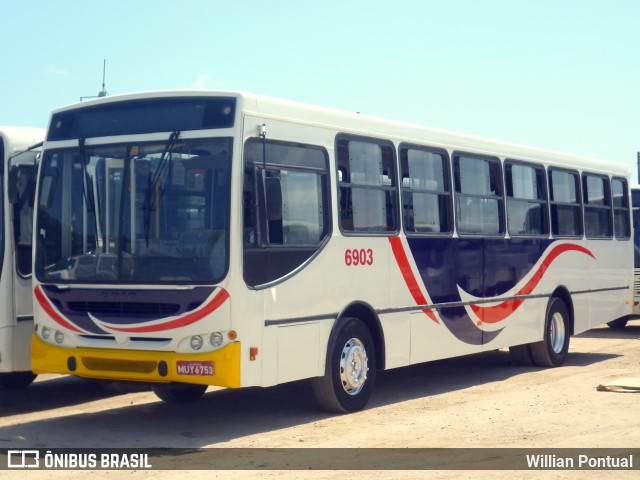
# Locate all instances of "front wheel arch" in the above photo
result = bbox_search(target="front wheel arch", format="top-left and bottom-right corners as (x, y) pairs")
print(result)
(336, 302), (385, 371)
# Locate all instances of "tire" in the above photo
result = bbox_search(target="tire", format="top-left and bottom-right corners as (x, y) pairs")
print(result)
(529, 297), (570, 367)
(508, 343), (534, 366)
(0, 371), (37, 389)
(311, 317), (376, 413)
(152, 383), (208, 403)
(100, 380), (150, 394)
(607, 317), (629, 329)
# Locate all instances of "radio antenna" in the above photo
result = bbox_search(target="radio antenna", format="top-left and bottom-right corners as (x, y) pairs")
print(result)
(98, 59), (107, 97)
(80, 59), (108, 101)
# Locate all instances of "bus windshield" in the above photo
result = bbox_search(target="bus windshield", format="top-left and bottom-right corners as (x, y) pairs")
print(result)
(0, 139), (4, 280)
(35, 137), (232, 284)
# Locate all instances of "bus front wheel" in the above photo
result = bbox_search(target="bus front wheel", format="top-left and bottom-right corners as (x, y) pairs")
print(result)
(0, 371), (37, 388)
(311, 317), (376, 413)
(529, 297), (570, 367)
(152, 383), (208, 403)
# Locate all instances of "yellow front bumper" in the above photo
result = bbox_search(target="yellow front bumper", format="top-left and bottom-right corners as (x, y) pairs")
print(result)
(31, 334), (241, 388)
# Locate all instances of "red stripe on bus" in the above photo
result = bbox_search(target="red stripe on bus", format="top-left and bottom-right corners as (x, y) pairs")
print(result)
(389, 237), (439, 323)
(471, 243), (594, 324)
(34, 285), (84, 333)
(103, 288), (230, 333)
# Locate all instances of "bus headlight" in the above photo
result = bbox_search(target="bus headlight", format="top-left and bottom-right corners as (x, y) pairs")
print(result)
(190, 335), (203, 350)
(54, 330), (65, 344)
(41, 326), (51, 340)
(210, 332), (223, 348)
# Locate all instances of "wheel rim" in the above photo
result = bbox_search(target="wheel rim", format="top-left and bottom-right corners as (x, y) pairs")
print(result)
(550, 311), (566, 354)
(339, 337), (369, 395)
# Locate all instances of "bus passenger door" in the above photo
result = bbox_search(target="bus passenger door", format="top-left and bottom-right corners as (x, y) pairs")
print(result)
(7, 156), (38, 371)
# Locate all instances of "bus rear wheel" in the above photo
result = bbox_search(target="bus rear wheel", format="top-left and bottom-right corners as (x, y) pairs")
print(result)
(0, 371), (37, 388)
(311, 317), (376, 413)
(607, 317), (628, 329)
(152, 383), (208, 403)
(529, 297), (570, 367)
(508, 344), (534, 366)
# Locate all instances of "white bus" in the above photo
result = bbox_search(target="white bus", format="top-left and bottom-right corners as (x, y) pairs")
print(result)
(606, 184), (640, 329)
(0, 127), (44, 388)
(633, 185), (640, 315)
(30, 92), (632, 411)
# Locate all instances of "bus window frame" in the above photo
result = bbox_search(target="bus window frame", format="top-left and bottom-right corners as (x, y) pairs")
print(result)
(504, 159), (550, 238)
(242, 137), (332, 289)
(548, 167), (583, 239)
(335, 133), (400, 237)
(582, 171), (613, 240)
(399, 142), (453, 237)
(611, 176), (631, 240)
(452, 151), (505, 238)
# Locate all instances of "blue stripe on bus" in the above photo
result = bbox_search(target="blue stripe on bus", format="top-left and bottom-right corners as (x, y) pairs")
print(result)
(405, 237), (556, 345)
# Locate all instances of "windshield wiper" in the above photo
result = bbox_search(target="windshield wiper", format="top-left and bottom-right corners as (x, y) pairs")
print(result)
(7, 141), (43, 162)
(142, 131), (180, 247)
(78, 139), (96, 213)
(78, 138), (102, 249)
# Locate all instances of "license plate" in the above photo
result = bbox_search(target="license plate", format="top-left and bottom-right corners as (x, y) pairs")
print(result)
(176, 361), (214, 376)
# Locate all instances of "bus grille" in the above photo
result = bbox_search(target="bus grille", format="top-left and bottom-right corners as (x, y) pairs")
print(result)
(82, 357), (157, 374)
(68, 301), (180, 316)
(78, 335), (170, 343)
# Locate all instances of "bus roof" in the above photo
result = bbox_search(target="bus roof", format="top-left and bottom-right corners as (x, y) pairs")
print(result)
(0, 126), (45, 159)
(47, 90), (630, 177)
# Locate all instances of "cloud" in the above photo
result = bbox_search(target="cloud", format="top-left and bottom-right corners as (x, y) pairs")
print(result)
(45, 65), (70, 77)
(191, 74), (230, 89)
(192, 74), (211, 89)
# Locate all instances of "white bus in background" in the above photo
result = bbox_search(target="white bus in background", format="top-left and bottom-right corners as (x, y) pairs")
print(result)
(607, 185), (640, 329)
(30, 92), (633, 412)
(608, 185), (640, 328)
(0, 127), (44, 387)
(633, 185), (640, 315)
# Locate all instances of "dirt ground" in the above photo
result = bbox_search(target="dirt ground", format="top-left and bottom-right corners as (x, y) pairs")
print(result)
(1, 319), (639, 480)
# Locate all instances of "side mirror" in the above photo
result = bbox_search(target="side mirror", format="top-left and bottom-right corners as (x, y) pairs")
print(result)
(8, 165), (36, 205)
(7, 166), (18, 204)
(265, 176), (283, 222)
(39, 175), (57, 209)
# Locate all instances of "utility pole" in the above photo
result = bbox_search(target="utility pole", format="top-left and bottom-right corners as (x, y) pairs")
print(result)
(637, 151), (640, 184)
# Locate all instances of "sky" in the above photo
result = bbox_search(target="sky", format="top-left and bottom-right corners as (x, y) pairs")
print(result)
(2, 0), (639, 178)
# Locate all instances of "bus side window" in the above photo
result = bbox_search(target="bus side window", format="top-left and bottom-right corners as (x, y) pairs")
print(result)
(549, 169), (583, 238)
(242, 138), (330, 287)
(611, 177), (630, 239)
(583, 173), (613, 238)
(400, 145), (452, 235)
(336, 135), (398, 234)
(454, 153), (504, 236)
(505, 161), (548, 237)
(11, 165), (36, 276)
